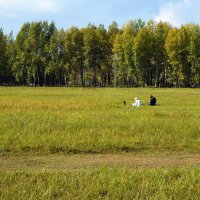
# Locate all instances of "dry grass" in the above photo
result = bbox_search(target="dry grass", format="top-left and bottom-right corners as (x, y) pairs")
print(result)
(1, 153), (200, 172)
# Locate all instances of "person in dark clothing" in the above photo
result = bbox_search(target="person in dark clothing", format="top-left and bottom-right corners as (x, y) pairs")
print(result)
(149, 95), (156, 106)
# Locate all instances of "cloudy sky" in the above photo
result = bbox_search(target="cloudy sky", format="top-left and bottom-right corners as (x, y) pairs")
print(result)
(0, 0), (199, 35)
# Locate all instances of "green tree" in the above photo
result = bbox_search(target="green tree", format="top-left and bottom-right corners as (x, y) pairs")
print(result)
(0, 28), (8, 85)
(177, 25), (191, 87)
(188, 24), (200, 87)
(113, 19), (145, 87)
(134, 26), (155, 86)
(46, 29), (67, 86)
(152, 21), (171, 87)
(113, 31), (127, 86)
(165, 26), (191, 87)
(108, 21), (119, 46)
(3, 19), (200, 87)
(65, 27), (84, 86)
(12, 23), (30, 85)
(165, 28), (180, 87)
(96, 24), (111, 87)
(26, 21), (47, 86)
(107, 22), (119, 86)
(5, 31), (15, 84)
(123, 20), (145, 86)
(83, 24), (100, 86)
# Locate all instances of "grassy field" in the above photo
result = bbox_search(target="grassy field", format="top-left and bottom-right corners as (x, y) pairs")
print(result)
(1, 167), (200, 199)
(1, 87), (200, 199)
(0, 87), (200, 155)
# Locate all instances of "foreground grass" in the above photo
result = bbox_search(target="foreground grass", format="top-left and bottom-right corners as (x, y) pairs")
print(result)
(0, 87), (200, 154)
(1, 167), (200, 199)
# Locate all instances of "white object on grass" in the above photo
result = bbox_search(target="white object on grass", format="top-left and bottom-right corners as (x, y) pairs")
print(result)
(132, 97), (142, 107)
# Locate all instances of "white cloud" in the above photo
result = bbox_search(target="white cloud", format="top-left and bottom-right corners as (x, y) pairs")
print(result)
(0, 0), (61, 15)
(154, 0), (200, 26)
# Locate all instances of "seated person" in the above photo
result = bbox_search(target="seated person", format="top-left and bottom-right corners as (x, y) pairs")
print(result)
(132, 97), (142, 107)
(149, 95), (156, 106)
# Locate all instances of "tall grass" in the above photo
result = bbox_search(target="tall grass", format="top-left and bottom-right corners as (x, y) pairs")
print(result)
(0, 87), (200, 154)
(1, 167), (200, 199)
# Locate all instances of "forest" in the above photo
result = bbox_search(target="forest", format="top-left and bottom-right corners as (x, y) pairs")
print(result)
(0, 19), (200, 87)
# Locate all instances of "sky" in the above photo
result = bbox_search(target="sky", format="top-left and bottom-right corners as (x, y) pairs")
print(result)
(0, 0), (200, 35)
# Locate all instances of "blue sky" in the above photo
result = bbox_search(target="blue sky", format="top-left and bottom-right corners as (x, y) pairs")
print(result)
(0, 0), (199, 35)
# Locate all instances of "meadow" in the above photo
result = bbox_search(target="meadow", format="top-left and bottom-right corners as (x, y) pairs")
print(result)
(1, 87), (200, 199)
(0, 87), (200, 154)
(1, 167), (200, 199)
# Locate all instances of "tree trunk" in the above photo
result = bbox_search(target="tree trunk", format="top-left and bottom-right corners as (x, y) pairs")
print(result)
(64, 74), (67, 87)
(73, 73), (76, 87)
(93, 70), (97, 87)
(108, 70), (111, 86)
(84, 70), (87, 87)
(80, 59), (84, 87)
(43, 74), (46, 87)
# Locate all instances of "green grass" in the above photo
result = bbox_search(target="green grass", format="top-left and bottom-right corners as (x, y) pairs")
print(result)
(0, 87), (200, 154)
(1, 87), (200, 199)
(1, 167), (200, 199)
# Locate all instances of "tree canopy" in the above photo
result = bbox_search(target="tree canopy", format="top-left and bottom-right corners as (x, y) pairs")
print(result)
(1, 20), (200, 87)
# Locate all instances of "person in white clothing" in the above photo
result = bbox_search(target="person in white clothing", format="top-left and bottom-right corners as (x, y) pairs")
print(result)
(132, 97), (142, 107)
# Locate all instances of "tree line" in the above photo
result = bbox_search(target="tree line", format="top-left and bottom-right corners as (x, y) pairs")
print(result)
(0, 19), (200, 87)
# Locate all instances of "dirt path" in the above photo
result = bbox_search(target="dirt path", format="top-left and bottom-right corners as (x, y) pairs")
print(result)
(1, 154), (200, 171)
